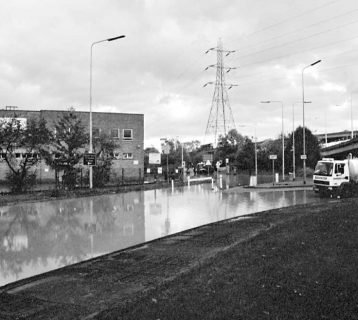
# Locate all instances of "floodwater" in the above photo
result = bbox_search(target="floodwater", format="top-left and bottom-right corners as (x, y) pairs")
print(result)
(0, 182), (324, 286)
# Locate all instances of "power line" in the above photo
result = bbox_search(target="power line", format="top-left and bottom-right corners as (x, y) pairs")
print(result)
(243, 0), (340, 38)
(239, 32), (358, 69)
(239, 18), (358, 60)
(239, 8), (358, 55)
(238, 46), (358, 83)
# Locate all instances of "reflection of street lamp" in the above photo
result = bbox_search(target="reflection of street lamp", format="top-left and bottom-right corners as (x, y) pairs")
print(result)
(261, 100), (285, 181)
(302, 59), (321, 184)
(89, 35), (125, 189)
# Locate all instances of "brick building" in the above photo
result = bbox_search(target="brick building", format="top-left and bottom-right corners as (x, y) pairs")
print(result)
(0, 108), (144, 184)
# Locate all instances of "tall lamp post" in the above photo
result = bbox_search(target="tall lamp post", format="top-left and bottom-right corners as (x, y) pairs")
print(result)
(292, 101), (311, 181)
(261, 100), (285, 181)
(302, 59), (321, 184)
(89, 35), (125, 189)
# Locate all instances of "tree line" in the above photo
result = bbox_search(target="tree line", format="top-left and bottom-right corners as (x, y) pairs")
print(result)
(145, 127), (321, 176)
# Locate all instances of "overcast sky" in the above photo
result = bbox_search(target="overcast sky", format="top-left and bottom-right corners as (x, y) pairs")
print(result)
(1, 0), (358, 149)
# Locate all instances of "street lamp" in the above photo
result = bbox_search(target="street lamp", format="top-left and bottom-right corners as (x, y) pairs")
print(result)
(292, 101), (311, 181)
(261, 100), (285, 181)
(302, 59), (321, 184)
(89, 35), (125, 189)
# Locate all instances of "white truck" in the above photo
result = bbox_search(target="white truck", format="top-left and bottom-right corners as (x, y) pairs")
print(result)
(313, 156), (358, 197)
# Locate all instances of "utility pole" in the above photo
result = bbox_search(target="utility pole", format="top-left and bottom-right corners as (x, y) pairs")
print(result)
(204, 39), (237, 147)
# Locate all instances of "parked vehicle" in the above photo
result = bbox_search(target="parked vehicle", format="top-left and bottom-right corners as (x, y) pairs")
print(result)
(196, 162), (214, 175)
(313, 155), (358, 197)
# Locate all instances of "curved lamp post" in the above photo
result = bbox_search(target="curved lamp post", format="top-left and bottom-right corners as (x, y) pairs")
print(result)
(89, 35), (125, 189)
(302, 59), (321, 184)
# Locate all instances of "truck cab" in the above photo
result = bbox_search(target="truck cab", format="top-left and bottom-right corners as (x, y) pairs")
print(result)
(313, 158), (349, 196)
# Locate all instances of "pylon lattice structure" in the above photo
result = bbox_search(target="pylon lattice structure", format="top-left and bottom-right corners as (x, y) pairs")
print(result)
(204, 39), (237, 147)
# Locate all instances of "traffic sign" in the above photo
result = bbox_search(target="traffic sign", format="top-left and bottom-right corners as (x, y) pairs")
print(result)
(301, 154), (307, 160)
(84, 153), (96, 166)
(269, 155), (277, 160)
(163, 144), (170, 155)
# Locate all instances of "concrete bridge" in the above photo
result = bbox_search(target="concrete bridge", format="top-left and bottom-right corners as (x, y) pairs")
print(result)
(320, 138), (358, 159)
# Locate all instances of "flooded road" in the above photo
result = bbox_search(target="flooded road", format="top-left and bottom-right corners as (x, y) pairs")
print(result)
(0, 183), (325, 286)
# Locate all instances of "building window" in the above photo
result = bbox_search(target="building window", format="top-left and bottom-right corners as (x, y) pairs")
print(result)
(111, 128), (120, 139)
(123, 153), (133, 159)
(123, 129), (133, 140)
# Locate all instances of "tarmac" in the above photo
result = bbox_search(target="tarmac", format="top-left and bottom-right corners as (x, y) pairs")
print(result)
(0, 178), (318, 319)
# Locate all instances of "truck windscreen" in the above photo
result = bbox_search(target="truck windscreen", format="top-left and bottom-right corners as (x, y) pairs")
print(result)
(314, 162), (333, 176)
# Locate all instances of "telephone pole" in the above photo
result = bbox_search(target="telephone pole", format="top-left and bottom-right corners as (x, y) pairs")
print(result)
(204, 39), (237, 147)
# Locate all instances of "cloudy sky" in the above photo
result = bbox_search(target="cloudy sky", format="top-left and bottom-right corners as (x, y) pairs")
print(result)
(1, 0), (358, 149)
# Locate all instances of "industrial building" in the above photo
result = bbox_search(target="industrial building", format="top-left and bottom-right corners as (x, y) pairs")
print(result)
(0, 108), (144, 184)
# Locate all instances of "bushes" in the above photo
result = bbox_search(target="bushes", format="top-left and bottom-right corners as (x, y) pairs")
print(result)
(296, 167), (314, 178)
(6, 171), (36, 193)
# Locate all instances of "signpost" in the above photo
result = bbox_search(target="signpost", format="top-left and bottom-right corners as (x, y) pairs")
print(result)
(269, 155), (277, 185)
(203, 153), (213, 162)
(84, 153), (96, 166)
(149, 153), (161, 165)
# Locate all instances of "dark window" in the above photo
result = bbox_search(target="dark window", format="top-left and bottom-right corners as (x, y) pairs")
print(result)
(123, 153), (133, 159)
(123, 129), (133, 140)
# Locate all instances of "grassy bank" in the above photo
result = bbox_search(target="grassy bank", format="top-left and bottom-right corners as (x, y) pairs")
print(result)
(100, 199), (358, 319)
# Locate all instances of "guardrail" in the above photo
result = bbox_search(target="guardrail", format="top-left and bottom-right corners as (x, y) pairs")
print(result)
(187, 176), (214, 188)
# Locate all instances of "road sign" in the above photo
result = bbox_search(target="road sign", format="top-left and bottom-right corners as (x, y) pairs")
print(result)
(149, 153), (161, 164)
(84, 153), (96, 166)
(301, 154), (307, 160)
(163, 144), (170, 155)
(269, 155), (277, 160)
(203, 153), (213, 161)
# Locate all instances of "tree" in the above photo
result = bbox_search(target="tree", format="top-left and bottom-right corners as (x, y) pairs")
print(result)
(43, 111), (88, 189)
(0, 117), (52, 192)
(216, 129), (245, 165)
(284, 126), (321, 174)
(92, 133), (116, 187)
(237, 137), (255, 173)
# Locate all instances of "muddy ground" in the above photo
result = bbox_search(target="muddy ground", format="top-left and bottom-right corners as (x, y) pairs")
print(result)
(0, 195), (357, 319)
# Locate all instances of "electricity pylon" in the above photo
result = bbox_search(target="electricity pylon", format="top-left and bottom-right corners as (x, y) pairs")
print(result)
(204, 39), (237, 147)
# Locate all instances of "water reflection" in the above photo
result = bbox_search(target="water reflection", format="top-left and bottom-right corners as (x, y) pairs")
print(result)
(0, 193), (145, 286)
(1, 184), (320, 286)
